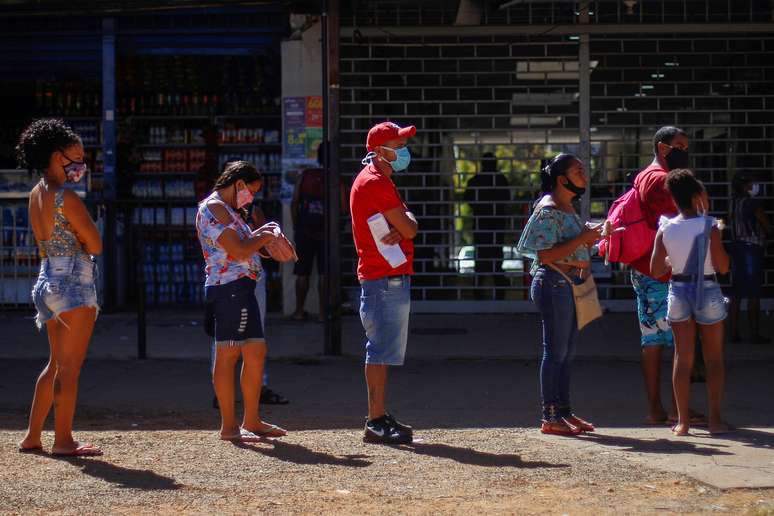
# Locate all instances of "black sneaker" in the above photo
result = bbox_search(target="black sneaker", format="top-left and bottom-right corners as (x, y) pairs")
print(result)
(364, 416), (412, 444)
(261, 387), (290, 405)
(363, 413), (413, 436)
(385, 413), (413, 435)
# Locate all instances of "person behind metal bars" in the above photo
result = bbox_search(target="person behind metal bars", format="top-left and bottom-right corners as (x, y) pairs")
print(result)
(650, 169), (732, 436)
(629, 126), (706, 427)
(350, 121), (418, 444)
(17, 118), (103, 456)
(196, 160), (287, 442)
(516, 153), (601, 436)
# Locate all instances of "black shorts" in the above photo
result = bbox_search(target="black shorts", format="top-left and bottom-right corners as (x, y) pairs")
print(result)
(293, 233), (325, 276)
(204, 277), (264, 346)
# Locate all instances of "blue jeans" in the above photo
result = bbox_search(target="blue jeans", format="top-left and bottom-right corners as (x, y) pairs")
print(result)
(360, 275), (411, 366)
(530, 267), (578, 421)
(730, 241), (764, 299)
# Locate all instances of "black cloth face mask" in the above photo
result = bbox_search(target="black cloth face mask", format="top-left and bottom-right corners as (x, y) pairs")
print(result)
(560, 175), (586, 197)
(665, 146), (690, 170)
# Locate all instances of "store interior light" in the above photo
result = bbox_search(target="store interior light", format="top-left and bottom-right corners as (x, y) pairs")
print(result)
(509, 115), (562, 127)
(516, 60), (598, 80)
(664, 62), (680, 67)
(641, 84), (654, 90)
(650, 73), (665, 79)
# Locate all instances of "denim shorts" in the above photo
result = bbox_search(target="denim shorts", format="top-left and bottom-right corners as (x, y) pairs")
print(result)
(360, 275), (411, 366)
(667, 281), (728, 325)
(205, 276), (264, 346)
(32, 255), (99, 330)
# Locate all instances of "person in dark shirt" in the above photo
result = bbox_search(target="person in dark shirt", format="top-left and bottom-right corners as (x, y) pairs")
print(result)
(728, 172), (771, 344)
(464, 152), (511, 299)
(290, 143), (347, 322)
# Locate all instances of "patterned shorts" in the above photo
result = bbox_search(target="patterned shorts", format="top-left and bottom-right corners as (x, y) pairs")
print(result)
(631, 270), (673, 348)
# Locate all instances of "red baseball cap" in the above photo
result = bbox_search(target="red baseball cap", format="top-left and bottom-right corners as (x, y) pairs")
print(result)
(366, 122), (416, 151)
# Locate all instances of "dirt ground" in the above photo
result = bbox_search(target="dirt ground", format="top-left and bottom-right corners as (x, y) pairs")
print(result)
(1, 416), (773, 515)
(1, 358), (774, 515)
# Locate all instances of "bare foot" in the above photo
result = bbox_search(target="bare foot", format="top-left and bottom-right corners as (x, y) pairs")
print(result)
(667, 409), (706, 426)
(646, 410), (668, 425)
(671, 423), (690, 436)
(242, 422), (287, 438)
(18, 436), (43, 452)
(51, 441), (102, 456)
(709, 421), (735, 435)
(219, 426), (243, 441)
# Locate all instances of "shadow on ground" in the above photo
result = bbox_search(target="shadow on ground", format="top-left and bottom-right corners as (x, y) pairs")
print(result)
(395, 442), (568, 468)
(50, 456), (182, 490)
(233, 439), (372, 467)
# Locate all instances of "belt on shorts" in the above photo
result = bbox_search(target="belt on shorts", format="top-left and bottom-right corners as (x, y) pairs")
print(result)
(672, 273), (716, 282)
(360, 274), (409, 285)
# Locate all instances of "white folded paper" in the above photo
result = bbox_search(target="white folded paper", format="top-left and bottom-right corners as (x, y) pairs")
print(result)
(367, 213), (407, 268)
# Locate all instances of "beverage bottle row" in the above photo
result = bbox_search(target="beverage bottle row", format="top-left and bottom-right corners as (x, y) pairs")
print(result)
(132, 206), (198, 225)
(219, 153), (281, 172)
(70, 122), (101, 145)
(34, 80), (101, 117)
(119, 92), (280, 116)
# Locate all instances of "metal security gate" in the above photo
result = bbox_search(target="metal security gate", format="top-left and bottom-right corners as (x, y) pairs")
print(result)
(339, 0), (774, 312)
(340, 33), (587, 309)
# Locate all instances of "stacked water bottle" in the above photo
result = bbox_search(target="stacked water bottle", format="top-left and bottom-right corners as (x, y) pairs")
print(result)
(139, 241), (204, 305)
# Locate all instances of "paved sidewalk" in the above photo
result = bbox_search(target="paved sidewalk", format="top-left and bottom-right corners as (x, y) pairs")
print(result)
(2, 310), (773, 362)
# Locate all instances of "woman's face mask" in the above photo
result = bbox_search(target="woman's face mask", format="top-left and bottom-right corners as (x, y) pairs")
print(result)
(235, 181), (254, 209)
(750, 183), (760, 197)
(60, 151), (88, 183)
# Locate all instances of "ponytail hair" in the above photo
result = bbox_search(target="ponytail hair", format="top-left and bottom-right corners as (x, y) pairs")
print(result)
(539, 152), (580, 195)
(213, 160), (262, 190)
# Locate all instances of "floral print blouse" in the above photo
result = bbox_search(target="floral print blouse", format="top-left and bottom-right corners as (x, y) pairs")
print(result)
(517, 203), (592, 275)
(196, 191), (261, 286)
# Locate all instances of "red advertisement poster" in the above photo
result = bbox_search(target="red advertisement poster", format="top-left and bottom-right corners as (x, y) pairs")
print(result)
(306, 96), (323, 127)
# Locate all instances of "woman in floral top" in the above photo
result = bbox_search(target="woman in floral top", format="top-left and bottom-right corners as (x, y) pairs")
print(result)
(196, 161), (287, 442)
(517, 153), (602, 436)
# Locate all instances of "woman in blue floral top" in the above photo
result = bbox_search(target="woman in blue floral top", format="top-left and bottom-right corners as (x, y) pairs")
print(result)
(516, 153), (602, 436)
(196, 161), (287, 442)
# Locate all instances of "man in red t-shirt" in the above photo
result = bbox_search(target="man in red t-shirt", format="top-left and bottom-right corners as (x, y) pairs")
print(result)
(350, 121), (418, 444)
(630, 126), (692, 424)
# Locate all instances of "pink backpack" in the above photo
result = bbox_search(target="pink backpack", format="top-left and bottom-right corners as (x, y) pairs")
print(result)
(598, 186), (655, 264)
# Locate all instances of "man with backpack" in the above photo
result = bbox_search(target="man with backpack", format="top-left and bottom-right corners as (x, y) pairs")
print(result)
(602, 126), (697, 424)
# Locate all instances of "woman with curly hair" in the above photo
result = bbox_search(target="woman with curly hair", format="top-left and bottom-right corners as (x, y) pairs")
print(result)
(16, 118), (103, 456)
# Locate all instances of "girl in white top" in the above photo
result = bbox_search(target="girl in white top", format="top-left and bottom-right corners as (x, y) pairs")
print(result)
(651, 169), (731, 437)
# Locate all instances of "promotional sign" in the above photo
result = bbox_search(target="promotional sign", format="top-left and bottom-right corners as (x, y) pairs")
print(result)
(305, 96), (323, 128)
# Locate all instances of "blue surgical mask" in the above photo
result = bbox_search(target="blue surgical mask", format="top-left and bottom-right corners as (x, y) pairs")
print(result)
(382, 146), (411, 171)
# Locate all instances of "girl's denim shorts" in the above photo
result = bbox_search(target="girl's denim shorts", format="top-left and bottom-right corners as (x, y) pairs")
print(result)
(32, 255), (99, 329)
(204, 276), (264, 347)
(667, 280), (727, 326)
